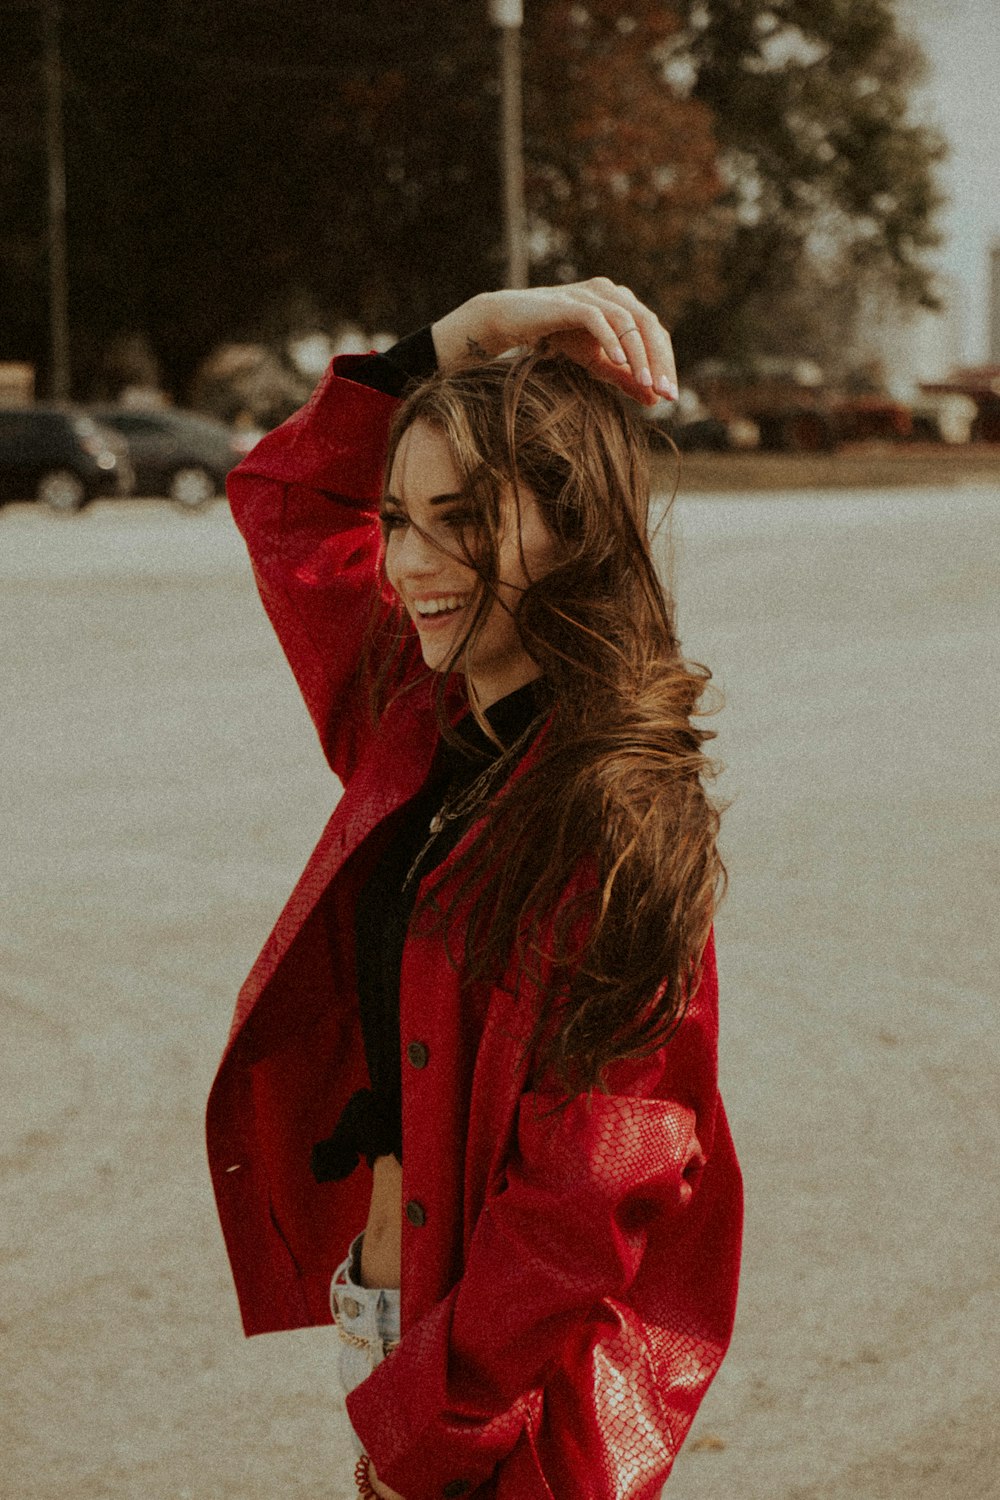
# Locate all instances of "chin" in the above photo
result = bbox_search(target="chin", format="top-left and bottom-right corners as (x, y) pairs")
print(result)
(421, 646), (460, 675)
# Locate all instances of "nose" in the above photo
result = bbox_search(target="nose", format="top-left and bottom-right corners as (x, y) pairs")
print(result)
(394, 522), (446, 575)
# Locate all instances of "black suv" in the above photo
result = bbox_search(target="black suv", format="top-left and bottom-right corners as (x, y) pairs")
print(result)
(89, 407), (242, 508)
(0, 407), (134, 510)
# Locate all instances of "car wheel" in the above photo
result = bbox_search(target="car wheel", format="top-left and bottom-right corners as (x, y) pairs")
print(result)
(169, 465), (216, 509)
(37, 469), (87, 513)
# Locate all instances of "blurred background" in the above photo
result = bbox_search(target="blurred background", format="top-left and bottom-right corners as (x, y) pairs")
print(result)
(1, 0), (1000, 469)
(1, 4), (998, 1499)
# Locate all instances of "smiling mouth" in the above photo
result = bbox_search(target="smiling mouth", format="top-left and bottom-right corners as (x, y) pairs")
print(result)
(412, 594), (471, 620)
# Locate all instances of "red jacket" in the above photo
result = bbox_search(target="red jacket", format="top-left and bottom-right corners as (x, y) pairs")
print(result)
(206, 356), (743, 1500)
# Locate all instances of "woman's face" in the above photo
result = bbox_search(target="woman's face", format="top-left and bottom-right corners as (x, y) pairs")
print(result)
(383, 419), (559, 709)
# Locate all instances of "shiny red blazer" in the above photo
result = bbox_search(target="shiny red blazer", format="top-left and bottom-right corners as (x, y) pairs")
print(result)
(206, 357), (743, 1500)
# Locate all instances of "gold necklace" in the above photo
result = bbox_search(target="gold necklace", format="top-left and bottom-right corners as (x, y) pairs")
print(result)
(402, 712), (546, 895)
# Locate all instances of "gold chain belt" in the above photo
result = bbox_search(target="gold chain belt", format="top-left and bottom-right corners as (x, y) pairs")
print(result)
(334, 1317), (401, 1355)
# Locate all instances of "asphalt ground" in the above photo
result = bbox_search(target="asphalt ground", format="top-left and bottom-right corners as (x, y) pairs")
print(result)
(2, 480), (998, 1500)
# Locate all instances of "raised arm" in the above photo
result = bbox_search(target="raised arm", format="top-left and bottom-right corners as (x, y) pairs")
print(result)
(432, 279), (678, 403)
(227, 342), (430, 784)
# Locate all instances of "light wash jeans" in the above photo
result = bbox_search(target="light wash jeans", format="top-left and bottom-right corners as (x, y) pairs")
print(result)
(331, 1231), (402, 1459)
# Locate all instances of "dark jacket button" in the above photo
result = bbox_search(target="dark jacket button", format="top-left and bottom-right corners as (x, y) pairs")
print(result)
(442, 1483), (470, 1498)
(405, 1199), (426, 1227)
(406, 1040), (429, 1068)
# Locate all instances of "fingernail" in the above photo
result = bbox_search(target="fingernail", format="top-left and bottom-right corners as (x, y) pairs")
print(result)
(612, 347), (629, 364)
(655, 375), (672, 396)
(640, 367), (653, 388)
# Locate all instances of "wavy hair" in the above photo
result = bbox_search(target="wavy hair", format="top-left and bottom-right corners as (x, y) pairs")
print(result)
(360, 350), (726, 1101)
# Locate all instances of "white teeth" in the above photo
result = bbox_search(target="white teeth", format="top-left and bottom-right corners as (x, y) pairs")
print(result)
(415, 594), (469, 616)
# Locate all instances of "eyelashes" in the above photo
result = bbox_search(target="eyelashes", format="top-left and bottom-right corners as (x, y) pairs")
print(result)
(379, 511), (479, 536)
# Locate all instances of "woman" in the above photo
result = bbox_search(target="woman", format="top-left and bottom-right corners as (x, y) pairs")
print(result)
(206, 280), (743, 1500)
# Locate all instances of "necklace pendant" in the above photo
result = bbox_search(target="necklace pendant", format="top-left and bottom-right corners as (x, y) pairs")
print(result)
(429, 813), (443, 834)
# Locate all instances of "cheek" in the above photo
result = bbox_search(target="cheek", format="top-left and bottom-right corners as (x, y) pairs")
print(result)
(502, 494), (559, 581)
(382, 534), (400, 589)
(500, 529), (558, 589)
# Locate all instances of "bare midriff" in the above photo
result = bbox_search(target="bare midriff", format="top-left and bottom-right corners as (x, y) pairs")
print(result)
(359, 1152), (403, 1289)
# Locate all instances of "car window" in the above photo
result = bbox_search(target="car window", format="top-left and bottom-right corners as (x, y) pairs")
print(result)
(99, 413), (170, 435)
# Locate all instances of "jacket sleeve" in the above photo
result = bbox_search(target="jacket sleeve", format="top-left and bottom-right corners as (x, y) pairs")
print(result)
(227, 355), (416, 784)
(345, 953), (736, 1500)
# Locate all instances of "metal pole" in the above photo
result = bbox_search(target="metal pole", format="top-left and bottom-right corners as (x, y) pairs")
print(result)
(489, 0), (528, 290)
(42, 0), (70, 400)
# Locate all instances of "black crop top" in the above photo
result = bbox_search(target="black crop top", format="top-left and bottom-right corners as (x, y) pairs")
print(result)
(310, 330), (549, 1183)
(311, 680), (548, 1182)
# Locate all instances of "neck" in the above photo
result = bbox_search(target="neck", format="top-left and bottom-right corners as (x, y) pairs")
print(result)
(464, 663), (544, 713)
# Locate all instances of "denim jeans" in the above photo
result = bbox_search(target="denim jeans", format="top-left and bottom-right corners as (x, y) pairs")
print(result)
(331, 1231), (402, 1459)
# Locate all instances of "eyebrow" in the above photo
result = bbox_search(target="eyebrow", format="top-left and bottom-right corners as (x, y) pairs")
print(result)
(381, 491), (468, 510)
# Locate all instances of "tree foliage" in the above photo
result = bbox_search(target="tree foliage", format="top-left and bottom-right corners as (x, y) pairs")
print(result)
(0, 0), (946, 398)
(671, 0), (948, 361)
(522, 1), (724, 321)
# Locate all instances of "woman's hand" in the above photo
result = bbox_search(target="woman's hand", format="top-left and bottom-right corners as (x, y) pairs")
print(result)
(431, 279), (677, 408)
(366, 1457), (407, 1500)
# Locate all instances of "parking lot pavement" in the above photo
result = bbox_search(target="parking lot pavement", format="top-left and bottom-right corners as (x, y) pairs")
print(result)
(2, 487), (998, 1499)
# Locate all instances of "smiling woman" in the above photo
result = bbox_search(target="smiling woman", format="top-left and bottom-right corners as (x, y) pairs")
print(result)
(381, 419), (559, 708)
(207, 280), (742, 1500)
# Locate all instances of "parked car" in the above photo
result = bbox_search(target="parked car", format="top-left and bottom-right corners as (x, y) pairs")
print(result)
(0, 407), (134, 511)
(644, 386), (759, 452)
(88, 406), (244, 507)
(688, 357), (915, 452)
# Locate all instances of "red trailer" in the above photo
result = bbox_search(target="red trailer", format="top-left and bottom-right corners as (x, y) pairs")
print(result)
(690, 358), (913, 452)
(919, 368), (1000, 442)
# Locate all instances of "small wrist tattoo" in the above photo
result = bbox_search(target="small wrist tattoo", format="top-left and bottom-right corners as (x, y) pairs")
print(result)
(466, 336), (489, 361)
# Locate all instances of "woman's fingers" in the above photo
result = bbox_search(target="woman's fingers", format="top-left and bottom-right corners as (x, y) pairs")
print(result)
(556, 280), (676, 404)
(597, 280), (678, 400)
(433, 283), (677, 405)
(567, 295), (645, 375)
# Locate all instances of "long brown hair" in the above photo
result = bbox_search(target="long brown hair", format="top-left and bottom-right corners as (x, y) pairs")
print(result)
(361, 350), (725, 1101)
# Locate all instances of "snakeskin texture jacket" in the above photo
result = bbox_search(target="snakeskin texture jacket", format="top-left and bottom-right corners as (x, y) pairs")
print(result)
(206, 356), (744, 1500)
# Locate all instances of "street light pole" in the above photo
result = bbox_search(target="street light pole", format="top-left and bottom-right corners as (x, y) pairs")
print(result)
(42, 0), (70, 400)
(489, 0), (528, 290)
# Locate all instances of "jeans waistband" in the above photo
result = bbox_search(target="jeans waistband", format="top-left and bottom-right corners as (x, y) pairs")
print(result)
(330, 1231), (401, 1356)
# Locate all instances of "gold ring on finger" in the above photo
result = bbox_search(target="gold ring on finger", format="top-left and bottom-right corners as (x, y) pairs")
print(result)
(619, 325), (640, 338)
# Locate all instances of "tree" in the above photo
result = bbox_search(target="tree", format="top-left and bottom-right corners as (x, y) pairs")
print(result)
(667, 0), (948, 364)
(521, 1), (724, 324)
